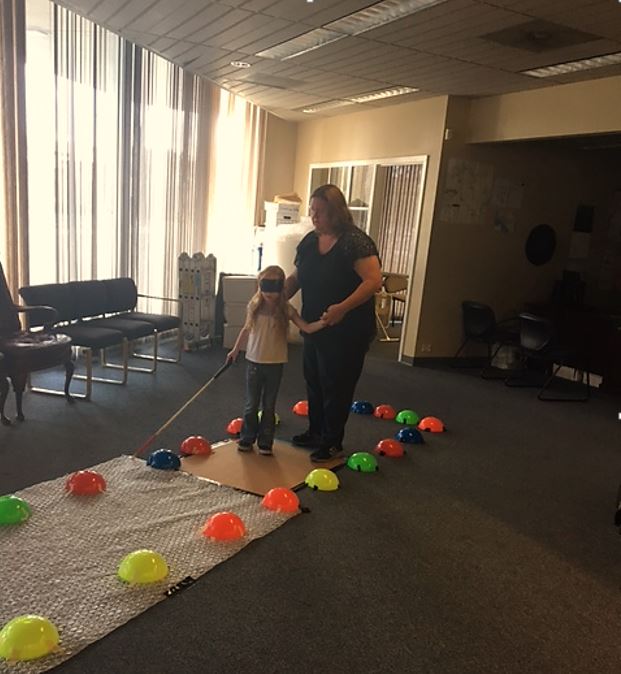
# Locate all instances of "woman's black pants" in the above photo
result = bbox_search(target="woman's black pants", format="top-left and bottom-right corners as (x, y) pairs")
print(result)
(302, 333), (369, 450)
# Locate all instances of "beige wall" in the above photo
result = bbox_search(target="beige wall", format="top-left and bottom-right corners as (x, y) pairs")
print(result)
(416, 97), (619, 357)
(260, 113), (298, 214)
(275, 80), (621, 361)
(468, 75), (621, 143)
(293, 96), (449, 357)
(581, 151), (621, 311)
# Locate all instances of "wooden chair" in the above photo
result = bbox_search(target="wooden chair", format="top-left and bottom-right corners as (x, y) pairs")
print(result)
(0, 262), (74, 424)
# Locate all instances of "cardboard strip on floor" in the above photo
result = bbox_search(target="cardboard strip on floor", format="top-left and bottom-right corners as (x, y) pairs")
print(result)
(181, 439), (344, 496)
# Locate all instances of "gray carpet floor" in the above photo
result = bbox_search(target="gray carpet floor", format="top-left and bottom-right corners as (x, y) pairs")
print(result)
(1, 342), (621, 674)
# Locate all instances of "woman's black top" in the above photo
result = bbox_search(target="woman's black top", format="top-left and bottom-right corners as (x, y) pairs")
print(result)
(294, 227), (379, 343)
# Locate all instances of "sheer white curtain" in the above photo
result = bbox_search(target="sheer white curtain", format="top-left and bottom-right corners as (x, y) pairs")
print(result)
(0, 0), (29, 297)
(23, 0), (264, 301)
(206, 89), (265, 275)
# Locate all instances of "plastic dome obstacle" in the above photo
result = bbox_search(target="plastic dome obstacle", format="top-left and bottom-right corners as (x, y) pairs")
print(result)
(180, 436), (212, 456)
(0, 615), (59, 662)
(65, 470), (106, 495)
(374, 439), (405, 458)
(261, 487), (299, 513)
(373, 404), (396, 420)
(305, 469), (339, 491)
(346, 452), (379, 473)
(146, 449), (181, 470)
(202, 512), (246, 541)
(0, 496), (31, 525)
(395, 427), (425, 444)
(117, 550), (169, 585)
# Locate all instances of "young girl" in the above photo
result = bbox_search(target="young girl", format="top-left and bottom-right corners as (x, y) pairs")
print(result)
(226, 265), (325, 455)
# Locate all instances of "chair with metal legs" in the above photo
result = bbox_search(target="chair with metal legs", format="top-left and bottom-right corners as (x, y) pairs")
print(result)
(452, 301), (519, 377)
(505, 312), (590, 401)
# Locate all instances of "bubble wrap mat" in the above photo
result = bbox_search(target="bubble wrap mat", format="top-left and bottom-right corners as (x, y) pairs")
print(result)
(0, 456), (295, 673)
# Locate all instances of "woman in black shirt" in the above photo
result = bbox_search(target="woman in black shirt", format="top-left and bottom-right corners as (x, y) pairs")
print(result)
(285, 184), (382, 462)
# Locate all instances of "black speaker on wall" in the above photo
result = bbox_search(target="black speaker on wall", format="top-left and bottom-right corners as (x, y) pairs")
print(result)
(574, 204), (594, 233)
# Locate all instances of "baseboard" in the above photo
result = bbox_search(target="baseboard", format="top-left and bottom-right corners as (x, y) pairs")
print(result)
(410, 356), (461, 367)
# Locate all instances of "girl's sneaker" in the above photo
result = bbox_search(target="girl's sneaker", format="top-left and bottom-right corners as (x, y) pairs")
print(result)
(237, 442), (253, 452)
(258, 445), (273, 456)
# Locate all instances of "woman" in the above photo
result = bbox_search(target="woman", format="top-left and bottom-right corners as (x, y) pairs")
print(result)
(285, 184), (382, 462)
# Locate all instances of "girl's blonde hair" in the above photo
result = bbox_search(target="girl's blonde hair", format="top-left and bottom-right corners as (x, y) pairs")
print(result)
(246, 265), (289, 335)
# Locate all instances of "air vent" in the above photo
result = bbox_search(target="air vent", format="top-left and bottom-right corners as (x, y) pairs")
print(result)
(482, 19), (598, 53)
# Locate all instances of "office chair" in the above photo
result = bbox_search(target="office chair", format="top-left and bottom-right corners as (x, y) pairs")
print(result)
(453, 301), (519, 376)
(383, 273), (408, 326)
(505, 312), (590, 401)
(375, 273), (408, 343)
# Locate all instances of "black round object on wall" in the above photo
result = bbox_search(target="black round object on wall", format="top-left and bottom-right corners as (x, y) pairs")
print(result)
(525, 224), (556, 265)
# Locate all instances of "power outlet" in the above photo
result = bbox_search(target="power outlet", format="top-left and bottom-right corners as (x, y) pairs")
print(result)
(421, 343), (432, 353)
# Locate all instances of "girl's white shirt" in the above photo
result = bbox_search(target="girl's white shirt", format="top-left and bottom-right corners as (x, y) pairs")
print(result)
(245, 303), (294, 364)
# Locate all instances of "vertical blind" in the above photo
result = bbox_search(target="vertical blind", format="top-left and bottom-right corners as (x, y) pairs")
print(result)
(376, 163), (424, 276)
(23, 0), (264, 303)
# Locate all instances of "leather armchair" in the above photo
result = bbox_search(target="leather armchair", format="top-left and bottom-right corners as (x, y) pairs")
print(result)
(0, 263), (73, 424)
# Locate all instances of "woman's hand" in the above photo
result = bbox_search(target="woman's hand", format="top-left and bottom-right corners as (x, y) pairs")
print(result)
(321, 303), (347, 326)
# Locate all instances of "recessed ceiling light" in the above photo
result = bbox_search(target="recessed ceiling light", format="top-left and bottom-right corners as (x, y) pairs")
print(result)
(257, 0), (447, 60)
(230, 60), (251, 68)
(522, 51), (621, 77)
(349, 86), (419, 102)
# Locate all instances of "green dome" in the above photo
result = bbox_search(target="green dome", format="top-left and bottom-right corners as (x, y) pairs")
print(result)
(346, 452), (379, 473)
(0, 496), (31, 525)
(395, 409), (420, 425)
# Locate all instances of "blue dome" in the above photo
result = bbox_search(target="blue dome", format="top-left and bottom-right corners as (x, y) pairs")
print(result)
(147, 449), (181, 470)
(395, 427), (425, 444)
(351, 400), (374, 415)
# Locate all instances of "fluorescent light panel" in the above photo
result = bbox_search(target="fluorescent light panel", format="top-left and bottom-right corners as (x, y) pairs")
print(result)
(523, 51), (621, 78)
(257, 0), (447, 60)
(302, 86), (419, 112)
(257, 27), (343, 60)
(326, 0), (446, 36)
(349, 85), (418, 102)
(302, 99), (356, 113)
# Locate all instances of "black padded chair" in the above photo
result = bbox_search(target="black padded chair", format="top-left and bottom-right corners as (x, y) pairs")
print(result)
(505, 312), (590, 401)
(102, 278), (182, 364)
(453, 301), (519, 375)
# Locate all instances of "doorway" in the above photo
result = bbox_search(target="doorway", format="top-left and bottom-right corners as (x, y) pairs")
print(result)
(308, 156), (427, 362)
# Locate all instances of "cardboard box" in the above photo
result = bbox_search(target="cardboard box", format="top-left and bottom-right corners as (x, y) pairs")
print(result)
(224, 302), (247, 326)
(223, 323), (242, 349)
(264, 201), (300, 226)
(222, 275), (257, 304)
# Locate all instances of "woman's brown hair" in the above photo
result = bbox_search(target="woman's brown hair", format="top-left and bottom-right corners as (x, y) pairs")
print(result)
(310, 184), (355, 234)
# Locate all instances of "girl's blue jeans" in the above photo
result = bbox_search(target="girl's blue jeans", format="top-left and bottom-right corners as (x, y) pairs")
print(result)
(240, 361), (283, 449)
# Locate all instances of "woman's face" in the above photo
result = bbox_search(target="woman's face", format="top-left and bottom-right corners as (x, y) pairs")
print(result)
(309, 197), (332, 234)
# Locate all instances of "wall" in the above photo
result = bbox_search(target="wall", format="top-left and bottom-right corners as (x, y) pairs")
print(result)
(580, 151), (621, 311)
(293, 96), (449, 358)
(468, 75), (621, 143)
(260, 113), (298, 214)
(415, 97), (619, 357)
